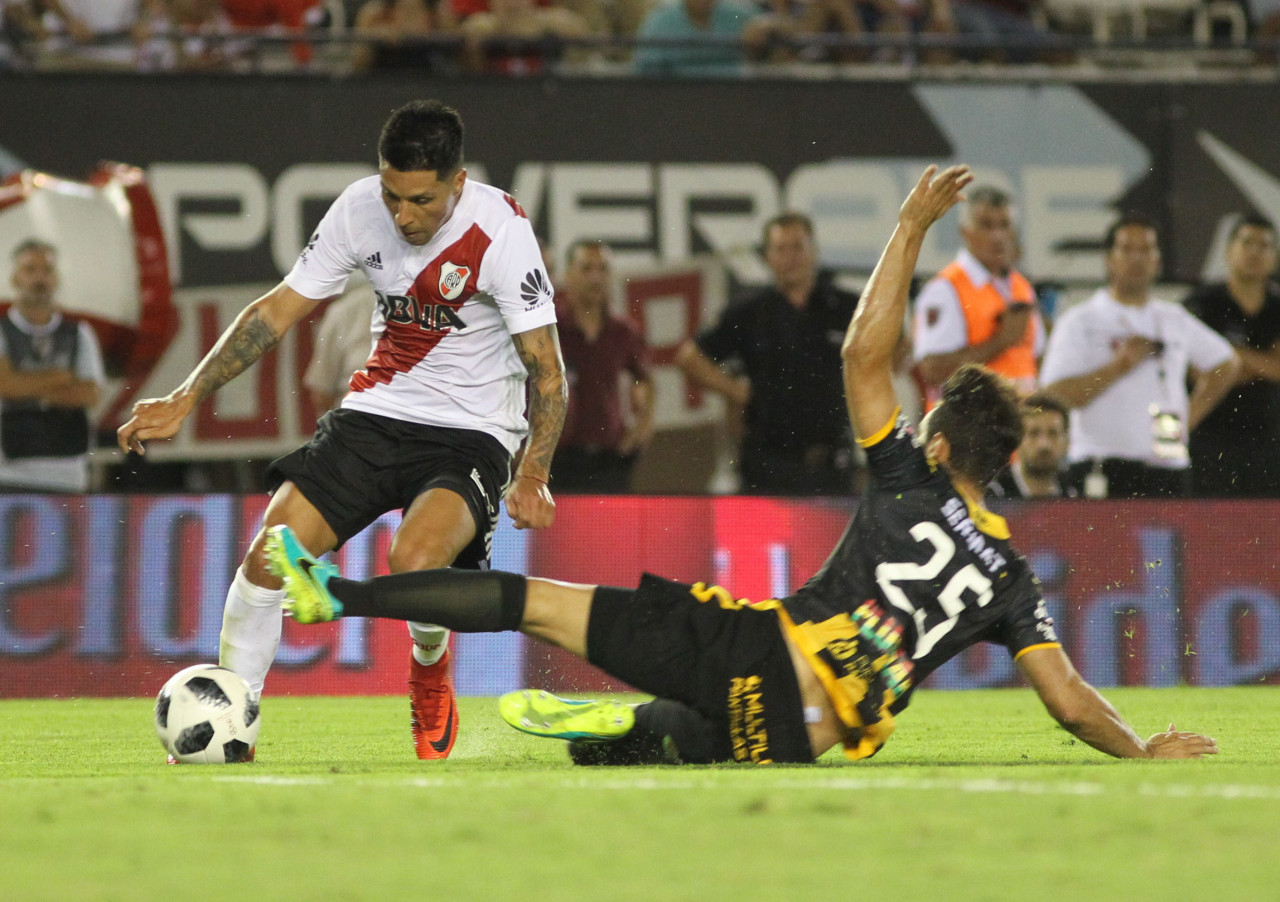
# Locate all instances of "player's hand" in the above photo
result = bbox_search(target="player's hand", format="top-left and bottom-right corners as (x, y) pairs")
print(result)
(899, 164), (974, 233)
(1112, 336), (1162, 374)
(116, 392), (196, 455)
(505, 474), (556, 530)
(992, 304), (1033, 351)
(1144, 723), (1219, 759)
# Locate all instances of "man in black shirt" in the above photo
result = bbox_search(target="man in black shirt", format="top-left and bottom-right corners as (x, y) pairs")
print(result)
(269, 166), (1217, 765)
(675, 212), (860, 494)
(991, 392), (1075, 499)
(1185, 215), (1280, 497)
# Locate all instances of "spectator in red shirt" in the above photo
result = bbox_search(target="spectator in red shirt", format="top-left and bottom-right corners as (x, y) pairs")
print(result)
(459, 0), (591, 73)
(554, 240), (654, 493)
(221, 0), (322, 64)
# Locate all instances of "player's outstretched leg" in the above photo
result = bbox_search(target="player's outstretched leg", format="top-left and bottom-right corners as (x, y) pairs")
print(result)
(498, 690), (680, 765)
(265, 525), (343, 623)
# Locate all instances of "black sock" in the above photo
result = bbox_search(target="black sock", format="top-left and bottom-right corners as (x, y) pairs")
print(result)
(633, 699), (733, 764)
(328, 569), (526, 632)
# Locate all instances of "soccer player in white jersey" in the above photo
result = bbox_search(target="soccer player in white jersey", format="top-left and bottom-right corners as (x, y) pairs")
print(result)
(118, 100), (567, 760)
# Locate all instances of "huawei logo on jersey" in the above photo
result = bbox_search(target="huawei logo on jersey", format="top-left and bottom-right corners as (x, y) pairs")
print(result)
(439, 262), (471, 301)
(520, 269), (552, 309)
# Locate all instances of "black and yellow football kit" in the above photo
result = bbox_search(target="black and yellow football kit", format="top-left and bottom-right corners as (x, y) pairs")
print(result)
(778, 409), (1059, 759)
(584, 408), (1059, 764)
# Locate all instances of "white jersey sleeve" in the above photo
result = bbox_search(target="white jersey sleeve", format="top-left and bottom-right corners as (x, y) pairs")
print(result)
(284, 187), (360, 301)
(478, 216), (557, 335)
(912, 277), (968, 361)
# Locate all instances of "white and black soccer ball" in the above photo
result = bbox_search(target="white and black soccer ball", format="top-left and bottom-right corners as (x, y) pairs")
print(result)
(155, 664), (260, 764)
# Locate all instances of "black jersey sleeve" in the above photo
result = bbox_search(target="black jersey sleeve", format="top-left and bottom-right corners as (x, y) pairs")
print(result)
(858, 410), (935, 492)
(992, 572), (1060, 659)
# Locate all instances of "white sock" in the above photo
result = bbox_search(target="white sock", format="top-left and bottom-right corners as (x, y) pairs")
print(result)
(408, 622), (450, 667)
(219, 566), (286, 697)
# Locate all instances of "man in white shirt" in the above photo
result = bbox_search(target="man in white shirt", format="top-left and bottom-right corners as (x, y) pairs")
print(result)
(913, 185), (1044, 406)
(0, 239), (106, 492)
(1039, 215), (1239, 498)
(119, 100), (567, 761)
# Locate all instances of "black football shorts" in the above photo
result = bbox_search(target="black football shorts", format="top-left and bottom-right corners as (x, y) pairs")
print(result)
(587, 574), (812, 764)
(267, 408), (510, 567)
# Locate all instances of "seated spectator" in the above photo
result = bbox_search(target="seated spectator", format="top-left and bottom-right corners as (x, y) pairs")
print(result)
(897, 0), (959, 62)
(763, 0), (877, 63)
(460, 0), (591, 73)
(991, 391), (1075, 498)
(352, 0), (457, 71)
(1, 0), (44, 68)
(36, 0), (154, 69)
(607, 0), (654, 49)
(1249, 0), (1280, 60)
(141, 0), (244, 70)
(1185, 215), (1280, 497)
(221, 0), (323, 66)
(633, 0), (772, 75)
(950, 0), (1048, 61)
(553, 240), (654, 493)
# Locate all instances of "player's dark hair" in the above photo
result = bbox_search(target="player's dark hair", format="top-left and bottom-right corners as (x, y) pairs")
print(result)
(762, 212), (814, 249)
(1021, 391), (1069, 430)
(11, 238), (56, 261)
(379, 100), (464, 175)
(928, 364), (1023, 486)
(1103, 214), (1158, 252)
(1228, 214), (1277, 242)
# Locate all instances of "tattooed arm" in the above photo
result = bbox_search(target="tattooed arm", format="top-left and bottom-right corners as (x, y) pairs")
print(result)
(505, 323), (567, 530)
(117, 282), (322, 454)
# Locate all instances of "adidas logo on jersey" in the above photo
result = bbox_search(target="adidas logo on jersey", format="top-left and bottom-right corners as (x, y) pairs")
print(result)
(520, 269), (552, 309)
(364, 252), (384, 270)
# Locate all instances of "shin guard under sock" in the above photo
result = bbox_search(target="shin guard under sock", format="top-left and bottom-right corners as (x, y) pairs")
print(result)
(329, 569), (527, 632)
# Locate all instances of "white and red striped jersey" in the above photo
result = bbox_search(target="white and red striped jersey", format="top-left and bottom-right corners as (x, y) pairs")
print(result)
(285, 175), (556, 454)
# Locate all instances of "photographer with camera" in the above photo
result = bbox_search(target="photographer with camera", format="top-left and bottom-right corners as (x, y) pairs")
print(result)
(1039, 216), (1240, 498)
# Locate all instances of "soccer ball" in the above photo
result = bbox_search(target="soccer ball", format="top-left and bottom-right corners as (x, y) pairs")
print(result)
(155, 664), (260, 764)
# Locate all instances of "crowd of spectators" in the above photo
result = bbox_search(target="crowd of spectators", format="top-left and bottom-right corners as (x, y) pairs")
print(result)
(1, 0), (1275, 73)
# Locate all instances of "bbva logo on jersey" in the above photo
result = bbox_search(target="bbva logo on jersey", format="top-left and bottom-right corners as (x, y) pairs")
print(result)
(439, 262), (471, 301)
(377, 291), (468, 333)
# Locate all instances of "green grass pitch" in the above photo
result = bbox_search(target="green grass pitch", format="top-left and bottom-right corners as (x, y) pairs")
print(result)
(3, 687), (1277, 901)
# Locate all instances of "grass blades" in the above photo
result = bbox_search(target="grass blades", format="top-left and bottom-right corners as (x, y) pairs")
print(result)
(3, 688), (1277, 901)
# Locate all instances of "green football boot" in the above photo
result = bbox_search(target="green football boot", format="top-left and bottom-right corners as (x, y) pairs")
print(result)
(265, 524), (343, 624)
(498, 689), (635, 741)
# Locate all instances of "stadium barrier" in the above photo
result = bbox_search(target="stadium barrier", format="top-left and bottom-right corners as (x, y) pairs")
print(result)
(1, 493), (1276, 697)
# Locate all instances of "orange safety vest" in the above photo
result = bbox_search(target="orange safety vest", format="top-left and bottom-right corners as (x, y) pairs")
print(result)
(939, 260), (1038, 390)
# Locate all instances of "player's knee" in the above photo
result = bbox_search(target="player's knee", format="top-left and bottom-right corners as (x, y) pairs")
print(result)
(387, 537), (463, 573)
